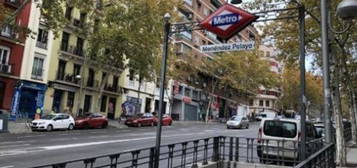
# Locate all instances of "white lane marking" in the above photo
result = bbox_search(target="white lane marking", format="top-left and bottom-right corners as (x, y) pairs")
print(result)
(42, 137), (157, 150)
(0, 141), (26, 145)
(0, 144), (30, 149)
(0, 165), (15, 168)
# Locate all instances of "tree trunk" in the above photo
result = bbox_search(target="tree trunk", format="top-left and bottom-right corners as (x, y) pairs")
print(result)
(349, 90), (357, 144)
(205, 80), (217, 123)
(137, 79), (142, 114)
(95, 74), (109, 113)
(331, 51), (346, 166)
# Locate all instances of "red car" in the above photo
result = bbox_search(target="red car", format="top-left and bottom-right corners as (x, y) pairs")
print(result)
(75, 113), (108, 129)
(154, 114), (173, 126)
(125, 113), (156, 127)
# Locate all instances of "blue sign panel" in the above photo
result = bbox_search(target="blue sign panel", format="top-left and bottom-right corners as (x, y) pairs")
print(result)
(212, 13), (240, 27)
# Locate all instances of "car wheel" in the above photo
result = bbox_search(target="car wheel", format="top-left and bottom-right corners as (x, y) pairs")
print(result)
(83, 122), (90, 129)
(47, 125), (53, 132)
(227, 126), (229, 129)
(68, 123), (74, 130)
(169, 121), (172, 126)
(246, 124), (249, 129)
(101, 122), (108, 129)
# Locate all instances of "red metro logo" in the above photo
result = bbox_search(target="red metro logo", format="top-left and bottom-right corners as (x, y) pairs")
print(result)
(200, 4), (258, 40)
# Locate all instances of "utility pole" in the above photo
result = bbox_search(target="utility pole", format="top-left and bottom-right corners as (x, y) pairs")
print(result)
(298, 5), (307, 160)
(321, 0), (332, 143)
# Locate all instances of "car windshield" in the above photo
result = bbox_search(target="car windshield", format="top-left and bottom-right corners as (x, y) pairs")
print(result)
(230, 116), (242, 121)
(261, 114), (267, 118)
(42, 115), (56, 120)
(263, 120), (297, 138)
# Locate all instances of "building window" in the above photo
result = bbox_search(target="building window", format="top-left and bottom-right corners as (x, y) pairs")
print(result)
(87, 68), (94, 87)
(100, 95), (107, 112)
(184, 88), (191, 97)
(259, 100), (264, 107)
(113, 76), (118, 91)
(36, 28), (48, 49)
(80, 12), (87, 24)
(76, 37), (84, 56)
(192, 90), (199, 100)
(266, 100), (270, 107)
(65, 6), (73, 20)
(61, 32), (70, 51)
(249, 99), (254, 106)
(31, 56), (44, 80)
(57, 60), (66, 80)
(0, 46), (10, 73)
(266, 51), (271, 57)
(67, 91), (75, 108)
(129, 69), (134, 81)
(73, 64), (81, 76)
(179, 85), (183, 95)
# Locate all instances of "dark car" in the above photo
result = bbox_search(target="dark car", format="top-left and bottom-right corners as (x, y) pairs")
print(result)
(125, 113), (156, 127)
(75, 113), (108, 129)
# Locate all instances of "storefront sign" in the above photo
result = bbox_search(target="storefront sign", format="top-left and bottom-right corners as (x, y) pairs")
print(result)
(200, 4), (258, 40)
(201, 41), (255, 53)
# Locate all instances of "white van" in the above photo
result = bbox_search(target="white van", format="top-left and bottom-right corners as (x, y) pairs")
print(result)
(256, 111), (277, 121)
(257, 118), (322, 163)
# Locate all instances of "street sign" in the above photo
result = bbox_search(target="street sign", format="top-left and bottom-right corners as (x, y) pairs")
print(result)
(200, 4), (258, 40)
(201, 41), (255, 53)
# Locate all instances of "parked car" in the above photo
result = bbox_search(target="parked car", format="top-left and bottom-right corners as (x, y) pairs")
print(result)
(31, 113), (75, 131)
(154, 114), (173, 126)
(125, 113), (156, 127)
(226, 116), (249, 129)
(257, 118), (322, 163)
(75, 113), (108, 129)
(256, 112), (277, 121)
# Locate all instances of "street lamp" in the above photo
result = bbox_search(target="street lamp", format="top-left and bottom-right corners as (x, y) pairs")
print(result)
(321, 0), (357, 144)
(337, 0), (357, 19)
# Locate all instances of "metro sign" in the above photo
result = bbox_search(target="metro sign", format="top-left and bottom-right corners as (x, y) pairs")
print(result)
(200, 4), (258, 40)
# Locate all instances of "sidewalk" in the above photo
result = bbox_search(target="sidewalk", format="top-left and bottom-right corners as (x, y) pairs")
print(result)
(345, 141), (357, 168)
(7, 120), (32, 134)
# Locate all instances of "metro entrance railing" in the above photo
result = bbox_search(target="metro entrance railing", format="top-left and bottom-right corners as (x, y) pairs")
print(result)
(31, 136), (332, 168)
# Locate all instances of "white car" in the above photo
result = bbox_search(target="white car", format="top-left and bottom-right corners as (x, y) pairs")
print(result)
(226, 116), (249, 129)
(31, 113), (75, 131)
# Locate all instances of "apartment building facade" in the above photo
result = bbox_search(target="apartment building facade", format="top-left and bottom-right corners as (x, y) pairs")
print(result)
(42, 4), (123, 119)
(0, 0), (32, 119)
(248, 44), (282, 115)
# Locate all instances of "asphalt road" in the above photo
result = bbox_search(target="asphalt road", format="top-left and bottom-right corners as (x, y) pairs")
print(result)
(0, 122), (260, 168)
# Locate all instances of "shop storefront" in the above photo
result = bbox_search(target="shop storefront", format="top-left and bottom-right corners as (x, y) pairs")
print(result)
(10, 81), (47, 120)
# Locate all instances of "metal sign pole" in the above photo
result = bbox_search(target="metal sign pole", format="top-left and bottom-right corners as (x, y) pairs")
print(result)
(154, 14), (171, 168)
(321, 0), (332, 144)
(298, 5), (307, 160)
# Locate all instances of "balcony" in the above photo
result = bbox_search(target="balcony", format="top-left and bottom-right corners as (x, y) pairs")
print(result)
(36, 41), (47, 50)
(72, 19), (84, 28)
(1, 25), (17, 39)
(56, 73), (80, 85)
(4, 0), (21, 8)
(104, 84), (118, 93)
(0, 64), (12, 74)
(61, 45), (84, 57)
